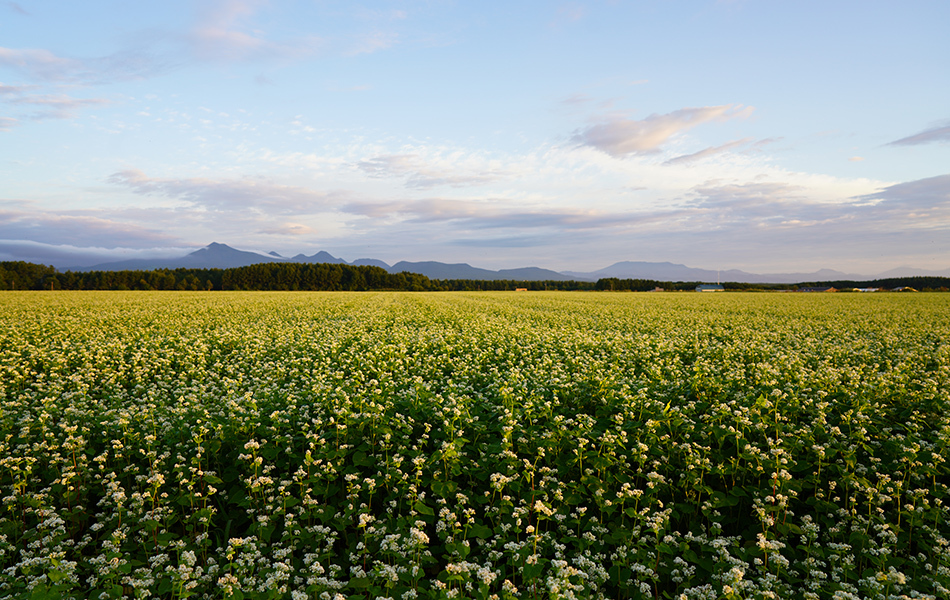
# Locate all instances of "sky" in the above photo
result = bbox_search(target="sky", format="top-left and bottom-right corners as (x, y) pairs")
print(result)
(1, 0), (949, 274)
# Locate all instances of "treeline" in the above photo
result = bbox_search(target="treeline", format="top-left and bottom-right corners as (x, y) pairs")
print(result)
(0, 261), (435, 291)
(797, 275), (950, 292)
(2, 260), (949, 292)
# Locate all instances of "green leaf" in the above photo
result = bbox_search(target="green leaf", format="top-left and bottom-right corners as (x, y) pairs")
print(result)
(413, 501), (434, 516)
(468, 524), (492, 539)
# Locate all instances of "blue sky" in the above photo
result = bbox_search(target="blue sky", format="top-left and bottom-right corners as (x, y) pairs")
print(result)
(2, 0), (948, 274)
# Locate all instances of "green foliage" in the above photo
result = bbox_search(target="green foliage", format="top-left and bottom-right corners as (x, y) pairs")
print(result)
(0, 291), (948, 599)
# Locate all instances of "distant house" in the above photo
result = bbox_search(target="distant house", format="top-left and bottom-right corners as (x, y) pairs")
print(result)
(798, 287), (837, 293)
(855, 288), (881, 292)
(891, 286), (918, 292)
(696, 284), (724, 292)
(515, 288), (528, 292)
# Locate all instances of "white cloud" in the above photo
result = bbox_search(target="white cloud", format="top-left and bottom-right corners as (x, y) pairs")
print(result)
(572, 105), (754, 157)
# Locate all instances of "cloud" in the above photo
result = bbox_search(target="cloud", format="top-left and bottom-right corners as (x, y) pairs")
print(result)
(8, 93), (109, 120)
(257, 222), (317, 236)
(0, 47), (84, 81)
(0, 83), (35, 95)
(678, 175), (950, 236)
(188, 0), (322, 62)
(1, 82), (109, 122)
(3, 2), (28, 16)
(344, 31), (399, 57)
(572, 105), (753, 157)
(888, 123), (950, 146)
(0, 239), (196, 268)
(0, 205), (181, 249)
(856, 174), (950, 212)
(356, 154), (507, 189)
(550, 3), (588, 27)
(664, 138), (753, 166)
(108, 169), (348, 214)
(0, 117), (16, 130)
(0, 45), (169, 84)
(342, 196), (649, 233)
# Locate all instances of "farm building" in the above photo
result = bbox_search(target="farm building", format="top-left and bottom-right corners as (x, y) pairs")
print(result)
(798, 287), (837, 292)
(696, 284), (724, 292)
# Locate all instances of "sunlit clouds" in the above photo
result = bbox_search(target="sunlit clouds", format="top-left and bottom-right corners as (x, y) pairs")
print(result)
(572, 105), (754, 157)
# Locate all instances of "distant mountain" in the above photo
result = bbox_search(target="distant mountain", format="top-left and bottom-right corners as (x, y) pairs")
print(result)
(873, 266), (950, 279)
(388, 261), (574, 281)
(351, 258), (391, 269)
(495, 267), (577, 281)
(562, 261), (864, 284)
(69, 242), (948, 283)
(79, 242), (283, 272)
(76, 244), (575, 281)
(290, 251), (346, 264)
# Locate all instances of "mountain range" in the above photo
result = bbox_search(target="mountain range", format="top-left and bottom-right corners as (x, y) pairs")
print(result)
(71, 242), (950, 283)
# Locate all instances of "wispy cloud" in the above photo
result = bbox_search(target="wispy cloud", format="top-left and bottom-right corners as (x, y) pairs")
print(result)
(0, 47), (84, 81)
(887, 122), (950, 146)
(0, 83), (35, 95)
(257, 222), (317, 236)
(572, 105), (754, 157)
(108, 169), (349, 214)
(356, 153), (508, 190)
(0, 46), (168, 84)
(344, 31), (399, 57)
(8, 93), (109, 120)
(3, 2), (28, 16)
(550, 3), (588, 27)
(188, 0), (322, 62)
(0, 117), (16, 130)
(664, 138), (754, 166)
(0, 83), (109, 122)
(343, 196), (649, 233)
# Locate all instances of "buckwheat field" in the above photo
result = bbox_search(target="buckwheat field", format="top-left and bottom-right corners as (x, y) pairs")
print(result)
(2, 291), (948, 600)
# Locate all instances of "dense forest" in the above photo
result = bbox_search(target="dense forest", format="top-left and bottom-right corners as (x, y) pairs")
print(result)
(1, 260), (948, 292)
